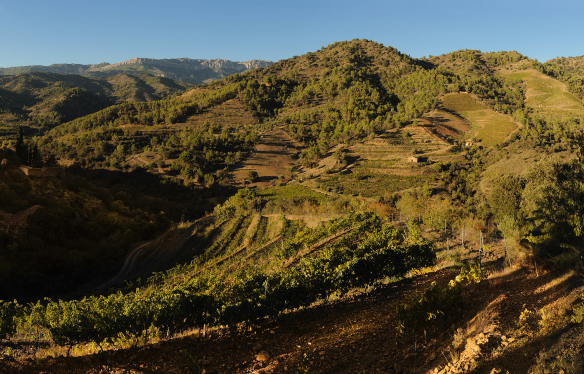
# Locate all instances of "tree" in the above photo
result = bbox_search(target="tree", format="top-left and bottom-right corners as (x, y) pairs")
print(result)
(521, 157), (584, 249)
(15, 126), (25, 165)
(247, 170), (259, 182)
(488, 174), (524, 222)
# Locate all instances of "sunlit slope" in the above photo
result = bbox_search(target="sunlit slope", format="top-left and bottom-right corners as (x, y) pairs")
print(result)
(501, 68), (584, 118)
(442, 92), (518, 147)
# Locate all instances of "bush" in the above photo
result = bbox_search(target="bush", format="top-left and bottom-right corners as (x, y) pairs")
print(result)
(247, 170), (259, 182)
(0, 301), (23, 341)
(395, 260), (485, 336)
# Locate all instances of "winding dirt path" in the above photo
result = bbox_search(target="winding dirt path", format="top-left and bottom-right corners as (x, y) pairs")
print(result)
(99, 241), (153, 288)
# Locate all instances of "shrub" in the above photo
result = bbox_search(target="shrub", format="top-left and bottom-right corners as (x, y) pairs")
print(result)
(247, 170), (259, 182)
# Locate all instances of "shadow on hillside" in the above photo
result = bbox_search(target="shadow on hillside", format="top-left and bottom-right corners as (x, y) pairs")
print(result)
(470, 328), (570, 374)
(75, 167), (234, 213)
(425, 115), (454, 125)
(2, 167), (239, 302)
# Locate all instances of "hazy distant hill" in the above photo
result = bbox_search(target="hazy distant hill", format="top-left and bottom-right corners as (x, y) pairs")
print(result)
(0, 58), (273, 85)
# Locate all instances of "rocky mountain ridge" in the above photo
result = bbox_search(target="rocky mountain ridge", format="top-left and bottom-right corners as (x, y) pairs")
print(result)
(92, 57), (271, 71)
(0, 58), (273, 84)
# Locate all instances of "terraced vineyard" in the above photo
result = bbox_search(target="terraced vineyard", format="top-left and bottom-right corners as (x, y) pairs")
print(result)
(505, 69), (583, 109)
(308, 123), (454, 197)
(0, 204), (438, 358)
(442, 92), (518, 147)
(502, 68), (584, 120)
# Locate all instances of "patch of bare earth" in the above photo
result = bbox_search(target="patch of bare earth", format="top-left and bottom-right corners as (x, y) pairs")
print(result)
(420, 110), (471, 140)
(232, 129), (301, 185)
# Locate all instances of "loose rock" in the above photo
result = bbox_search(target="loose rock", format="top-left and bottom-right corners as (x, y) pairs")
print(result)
(256, 350), (270, 362)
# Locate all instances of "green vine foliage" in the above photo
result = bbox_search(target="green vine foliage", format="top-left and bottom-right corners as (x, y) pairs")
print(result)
(0, 301), (24, 341)
(457, 259), (488, 284)
(0, 212), (437, 349)
(395, 260), (486, 336)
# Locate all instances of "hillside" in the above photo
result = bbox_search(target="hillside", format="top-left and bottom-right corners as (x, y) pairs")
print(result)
(0, 72), (191, 139)
(3, 189), (584, 374)
(543, 55), (584, 99)
(2, 40), (584, 374)
(29, 41), (541, 198)
(0, 58), (273, 85)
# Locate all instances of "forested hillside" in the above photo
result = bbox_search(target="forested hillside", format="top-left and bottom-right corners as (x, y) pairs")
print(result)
(543, 55), (584, 99)
(2, 40), (584, 374)
(0, 72), (191, 139)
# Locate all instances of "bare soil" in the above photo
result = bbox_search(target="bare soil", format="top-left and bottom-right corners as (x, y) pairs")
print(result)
(232, 129), (301, 185)
(419, 110), (471, 140)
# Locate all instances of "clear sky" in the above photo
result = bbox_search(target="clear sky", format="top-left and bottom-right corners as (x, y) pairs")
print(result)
(1, 0), (583, 68)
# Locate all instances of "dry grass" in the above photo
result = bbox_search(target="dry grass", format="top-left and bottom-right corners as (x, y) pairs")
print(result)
(488, 266), (521, 280)
(534, 270), (577, 294)
(435, 295), (504, 373)
(537, 285), (584, 334)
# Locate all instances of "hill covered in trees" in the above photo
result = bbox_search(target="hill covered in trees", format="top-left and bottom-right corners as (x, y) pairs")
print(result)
(0, 72), (192, 140)
(2, 40), (584, 374)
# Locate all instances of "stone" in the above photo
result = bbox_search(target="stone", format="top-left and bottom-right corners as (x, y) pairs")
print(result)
(256, 350), (270, 362)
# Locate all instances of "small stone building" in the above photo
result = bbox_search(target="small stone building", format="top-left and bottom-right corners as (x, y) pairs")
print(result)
(407, 156), (428, 163)
(18, 166), (65, 177)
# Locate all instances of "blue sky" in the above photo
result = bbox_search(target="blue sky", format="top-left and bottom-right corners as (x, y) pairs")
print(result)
(1, 0), (582, 67)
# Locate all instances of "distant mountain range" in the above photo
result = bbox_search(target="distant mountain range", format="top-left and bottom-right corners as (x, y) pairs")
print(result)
(0, 58), (274, 85)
